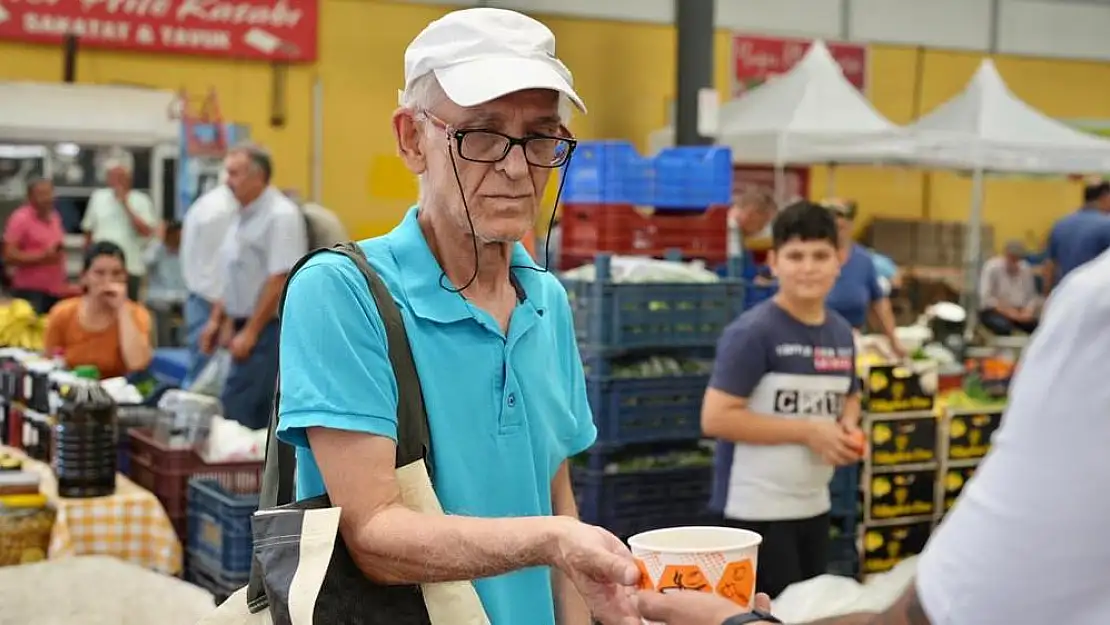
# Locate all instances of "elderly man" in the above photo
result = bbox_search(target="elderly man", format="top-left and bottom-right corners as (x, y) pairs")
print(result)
(200, 145), (306, 429)
(82, 152), (158, 300)
(628, 240), (1110, 625)
(727, 189), (778, 283)
(977, 240), (1040, 336)
(180, 181), (236, 385)
(275, 8), (640, 625)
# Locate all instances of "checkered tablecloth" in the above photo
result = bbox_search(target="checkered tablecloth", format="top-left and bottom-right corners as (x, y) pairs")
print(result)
(4, 447), (183, 575)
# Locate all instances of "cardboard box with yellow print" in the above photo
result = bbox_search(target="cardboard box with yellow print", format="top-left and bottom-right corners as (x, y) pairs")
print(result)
(861, 519), (933, 576)
(864, 362), (938, 414)
(865, 468), (939, 522)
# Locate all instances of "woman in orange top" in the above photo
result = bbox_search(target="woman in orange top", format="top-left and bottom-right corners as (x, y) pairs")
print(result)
(44, 241), (154, 378)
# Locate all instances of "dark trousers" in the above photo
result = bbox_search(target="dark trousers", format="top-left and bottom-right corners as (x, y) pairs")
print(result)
(722, 513), (830, 599)
(10, 289), (60, 315)
(127, 275), (143, 301)
(220, 318), (279, 430)
(979, 308), (1038, 336)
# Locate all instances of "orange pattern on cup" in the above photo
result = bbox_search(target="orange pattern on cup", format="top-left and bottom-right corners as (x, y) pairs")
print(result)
(716, 559), (756, 607)
(634, 558), (655, 591)
(656, 564), (712, 594)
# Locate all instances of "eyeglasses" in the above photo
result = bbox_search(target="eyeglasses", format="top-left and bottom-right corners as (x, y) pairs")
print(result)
(421, 112), (576, 168)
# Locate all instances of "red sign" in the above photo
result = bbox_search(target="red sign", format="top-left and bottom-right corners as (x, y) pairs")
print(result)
(733, 34), (868, 96)
(0, 0), (318, 62)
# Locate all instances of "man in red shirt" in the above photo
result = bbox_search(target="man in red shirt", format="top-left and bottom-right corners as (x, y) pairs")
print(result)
(3, 177), (69, 314)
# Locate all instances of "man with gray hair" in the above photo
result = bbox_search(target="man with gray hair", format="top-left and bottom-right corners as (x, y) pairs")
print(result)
(199, 144), (307, 429)
(274, 8), (640, 625)
(82, 151), (158, 300)
(977, 239), (1040, 336)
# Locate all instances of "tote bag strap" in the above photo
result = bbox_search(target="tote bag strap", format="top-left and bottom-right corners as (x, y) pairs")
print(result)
(247, 241), (432, 597)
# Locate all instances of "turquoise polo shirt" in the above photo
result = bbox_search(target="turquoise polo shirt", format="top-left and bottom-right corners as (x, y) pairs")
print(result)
(276, 207), (597, 625)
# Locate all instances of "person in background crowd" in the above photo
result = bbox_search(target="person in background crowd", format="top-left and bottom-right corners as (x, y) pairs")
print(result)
(1042, 179), (1110, 294)
(977, 239), (1040, 336)
(82, 153), (158, 301)
(144, 221), (186, 346)
(199, 144), (306, 430)
(701, 201), (863, 600)
(44, 242), (153, 378)
(180, 181), (235, 386)
(275, 8), (641, 625)
(822, 199), (906, 356)
(3, 177), (68, 314)
(631, 239), (1110, 625)
(727, 189), (778, 282)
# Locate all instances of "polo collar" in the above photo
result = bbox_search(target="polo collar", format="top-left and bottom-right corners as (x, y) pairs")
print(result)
(388, 207), (544, 324)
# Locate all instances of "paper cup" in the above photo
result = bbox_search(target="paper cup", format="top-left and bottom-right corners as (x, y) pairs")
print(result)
(629, 526), (763, 610)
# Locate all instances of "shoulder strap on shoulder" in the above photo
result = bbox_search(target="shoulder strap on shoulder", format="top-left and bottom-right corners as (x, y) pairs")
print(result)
(258, 242), (432, 511)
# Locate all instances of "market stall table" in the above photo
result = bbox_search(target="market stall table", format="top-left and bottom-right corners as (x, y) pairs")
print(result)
(3, 446), (183, 575)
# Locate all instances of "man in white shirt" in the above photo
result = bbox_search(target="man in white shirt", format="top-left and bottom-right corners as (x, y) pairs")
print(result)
(82, 153), (158, 300)
(633, 243), (1110, 625)
(180, 182), (236, 385)
(978, 240), (1041, 336)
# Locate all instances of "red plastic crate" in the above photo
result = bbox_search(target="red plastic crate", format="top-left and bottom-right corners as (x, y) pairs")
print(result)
(128, 428), (262, 531)
(558, 203), (728, 270)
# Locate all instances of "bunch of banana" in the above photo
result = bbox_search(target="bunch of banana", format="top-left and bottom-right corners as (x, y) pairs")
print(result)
(0, 299), (46, 351)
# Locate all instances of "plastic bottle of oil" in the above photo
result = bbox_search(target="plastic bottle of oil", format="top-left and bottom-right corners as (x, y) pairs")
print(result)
(52, 376), (117, 499)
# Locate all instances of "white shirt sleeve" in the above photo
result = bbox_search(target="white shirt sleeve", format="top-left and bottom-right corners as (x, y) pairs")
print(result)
(82, 190), (104, 233)
(915, 257), (1110, 625)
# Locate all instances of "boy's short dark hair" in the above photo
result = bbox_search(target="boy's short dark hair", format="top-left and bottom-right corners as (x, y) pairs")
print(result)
(771, 200), (839, 249)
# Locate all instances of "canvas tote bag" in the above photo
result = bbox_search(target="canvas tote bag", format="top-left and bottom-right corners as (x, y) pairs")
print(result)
(197, 242), (488, 625)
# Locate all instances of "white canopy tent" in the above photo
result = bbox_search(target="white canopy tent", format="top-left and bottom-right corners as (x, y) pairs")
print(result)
(894, 59), (1110, 312)
(0, 82), (179, 146)
(649, 41), (910, 168)
(905, 60), (1110, 174)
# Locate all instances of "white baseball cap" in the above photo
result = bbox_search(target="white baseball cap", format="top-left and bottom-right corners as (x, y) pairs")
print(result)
(403, 8), (587, 114)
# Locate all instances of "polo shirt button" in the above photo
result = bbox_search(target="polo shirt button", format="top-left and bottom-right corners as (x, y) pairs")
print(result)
(507, 393), (517, 408)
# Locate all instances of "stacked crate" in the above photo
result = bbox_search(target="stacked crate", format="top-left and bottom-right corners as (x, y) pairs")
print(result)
(940, 406), (1003, 520)
(558, 141), (733, 270)
(854, 362), (941, 577)
(564, 257), (744, 538)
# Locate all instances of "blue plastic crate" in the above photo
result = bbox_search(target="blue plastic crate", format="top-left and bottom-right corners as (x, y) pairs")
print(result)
(653, 146), (733, 209)
(186, 548), (248, 605)
(564, 255), (745, 352)
(563, 141), (653, 205)
(582, 354), (709, 447)
(830, 463), (861, 518)
(744, 283), (777, 310)
(150, 348), (190, 386)
(573, 463), (712, 535)
(187, 477), (260, 577)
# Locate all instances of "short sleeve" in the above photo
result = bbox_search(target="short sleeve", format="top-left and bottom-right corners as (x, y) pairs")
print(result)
(129, 303), (153, 337)
(276, 260), (399, 449)
(865, 255), (884, 302)
(1045, 225), (1060, 262)
(3, 211), (25, 246)
(708, 319), (769, 398)
(267, 208), (308, 275)
(555, 291), (597, 456)
(80, 194), (99, 232)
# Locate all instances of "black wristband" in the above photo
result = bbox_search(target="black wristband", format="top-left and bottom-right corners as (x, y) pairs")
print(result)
(721, 609), (783, 625)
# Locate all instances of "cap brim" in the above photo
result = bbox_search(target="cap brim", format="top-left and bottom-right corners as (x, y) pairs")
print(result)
(434, 57), (587, 114)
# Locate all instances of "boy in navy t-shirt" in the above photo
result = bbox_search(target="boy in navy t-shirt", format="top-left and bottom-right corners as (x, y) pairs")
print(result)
(702, 200), (864, 598)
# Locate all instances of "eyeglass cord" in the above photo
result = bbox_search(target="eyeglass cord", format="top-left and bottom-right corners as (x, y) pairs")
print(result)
(437, 145), (568, 295)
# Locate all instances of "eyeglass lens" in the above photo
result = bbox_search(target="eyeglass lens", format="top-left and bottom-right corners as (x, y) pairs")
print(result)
(459, 131), (571, 167)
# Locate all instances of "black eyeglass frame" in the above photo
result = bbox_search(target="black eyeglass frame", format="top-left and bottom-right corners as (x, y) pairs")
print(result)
(420, 111), (578, 168)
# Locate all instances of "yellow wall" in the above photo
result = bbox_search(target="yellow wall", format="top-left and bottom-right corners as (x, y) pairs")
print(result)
(3, 0), (1109, 247)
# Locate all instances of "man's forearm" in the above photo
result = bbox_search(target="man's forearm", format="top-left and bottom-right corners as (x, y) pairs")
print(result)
(873, 299), (898, 339)
(840, 394), (862, 430)
(244, 274), (286, 335)
(122, 200), (155, 237)
(551, 462), (591, 625)
(348, 505), (560, 584)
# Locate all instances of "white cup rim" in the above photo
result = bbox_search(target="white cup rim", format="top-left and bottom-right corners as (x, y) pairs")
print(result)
(627, 525), (763, 554)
